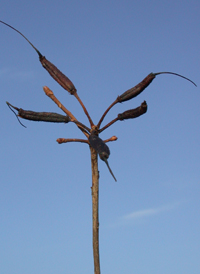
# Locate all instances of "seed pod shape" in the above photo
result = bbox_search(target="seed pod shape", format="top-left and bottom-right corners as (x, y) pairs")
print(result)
(118, 101), (147, 120)
(39, 55), (77, 95)
(6, 102), (71, 126)
(117, 73), (155, 103)
(18, 109), (71, 123)
(117, 71), (196, 103)
(0, 20), (77, 95)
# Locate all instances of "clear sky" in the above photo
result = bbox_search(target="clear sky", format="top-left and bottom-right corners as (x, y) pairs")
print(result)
(0, 1), (200, 273)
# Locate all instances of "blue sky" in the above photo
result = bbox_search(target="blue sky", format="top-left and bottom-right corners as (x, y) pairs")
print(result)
(0, 1), (200, 273)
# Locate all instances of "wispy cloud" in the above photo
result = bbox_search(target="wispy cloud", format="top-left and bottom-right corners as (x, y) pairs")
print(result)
(123, 203), (179, 220)
(106, 201), (182, 228)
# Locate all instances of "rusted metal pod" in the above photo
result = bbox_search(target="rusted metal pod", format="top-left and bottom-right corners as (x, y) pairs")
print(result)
(118, 101), (147, 120)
